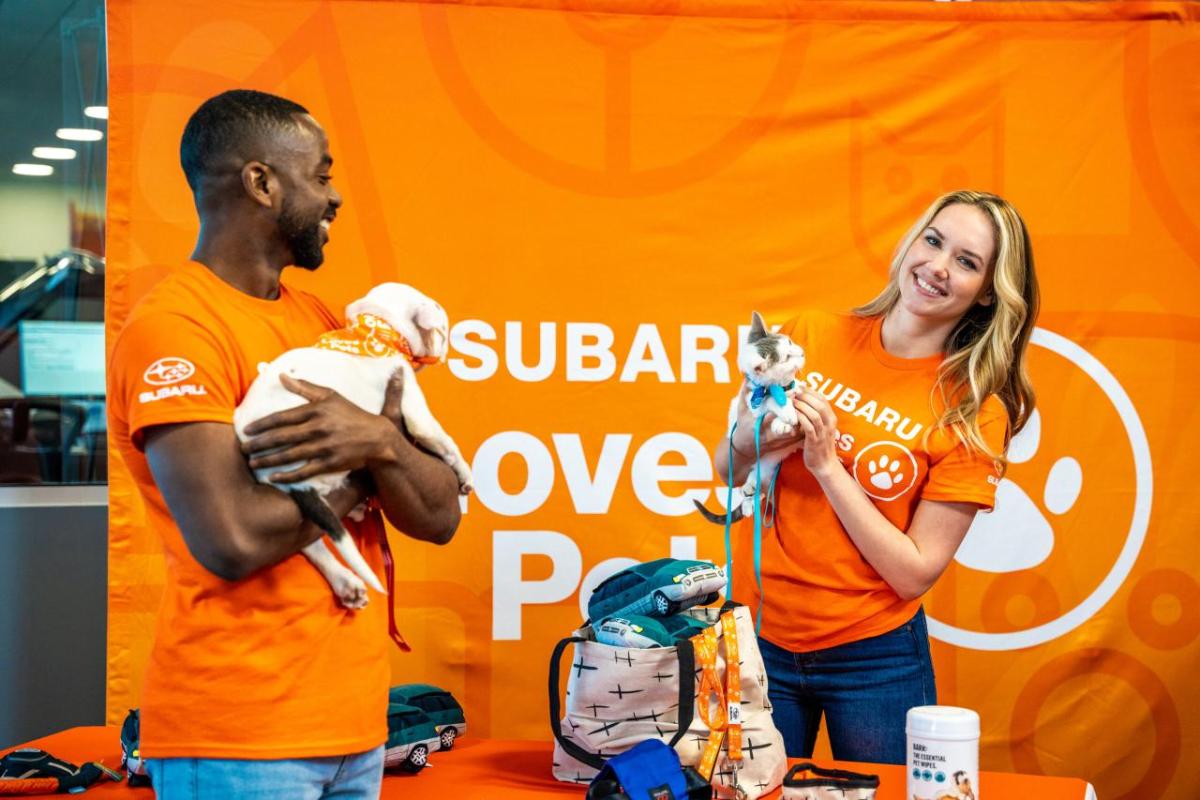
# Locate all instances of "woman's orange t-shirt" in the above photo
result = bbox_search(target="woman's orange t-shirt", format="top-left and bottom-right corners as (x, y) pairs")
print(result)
(731, 310), (1007, 653)
(108, 261), (389, 759)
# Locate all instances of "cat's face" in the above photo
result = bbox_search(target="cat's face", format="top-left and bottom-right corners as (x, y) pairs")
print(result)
(739, 311), (805, 385)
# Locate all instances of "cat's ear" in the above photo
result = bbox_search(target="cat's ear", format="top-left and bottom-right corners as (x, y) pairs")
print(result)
(748, 311), (767, 341)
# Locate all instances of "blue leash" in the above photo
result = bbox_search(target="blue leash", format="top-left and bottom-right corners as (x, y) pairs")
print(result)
(723, 414), (781, 636)
(724, 424), (736, 602)
(763, 455), (782, 529)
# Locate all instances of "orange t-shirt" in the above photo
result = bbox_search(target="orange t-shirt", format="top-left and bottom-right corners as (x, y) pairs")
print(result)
(108, 261), (389, 759)
(731, 310), (1007, 652)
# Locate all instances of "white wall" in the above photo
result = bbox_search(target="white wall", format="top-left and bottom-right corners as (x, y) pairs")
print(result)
(0, 181), (71, 261)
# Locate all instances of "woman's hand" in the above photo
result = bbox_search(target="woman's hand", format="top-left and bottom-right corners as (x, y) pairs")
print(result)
(730, 383), (804, 457)
(793, 385), (842, 479)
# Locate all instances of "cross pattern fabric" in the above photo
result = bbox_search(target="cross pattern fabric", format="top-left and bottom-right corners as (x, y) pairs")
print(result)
(552, 605), (786, 798)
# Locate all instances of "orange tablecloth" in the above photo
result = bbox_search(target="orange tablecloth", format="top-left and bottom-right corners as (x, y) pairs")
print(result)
(4, 727), (1096, 799)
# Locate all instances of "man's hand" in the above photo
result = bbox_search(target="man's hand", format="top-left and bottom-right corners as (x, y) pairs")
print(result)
(241, 374), (403, 483)
(377, 369), (410, 437)
(144, 421), (371, 581)
(353, 366), (462, 544)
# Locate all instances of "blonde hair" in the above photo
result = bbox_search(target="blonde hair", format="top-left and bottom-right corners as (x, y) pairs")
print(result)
(853, 190), (1039, 468)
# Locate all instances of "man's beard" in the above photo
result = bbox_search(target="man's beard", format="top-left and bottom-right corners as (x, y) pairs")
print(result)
(279, 202), (325, 270)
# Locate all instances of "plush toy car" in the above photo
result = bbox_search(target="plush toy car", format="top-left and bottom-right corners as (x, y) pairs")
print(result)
(384, 703), (442, 772)
(387, 684), (467, 750)
(587, 558), (726, 622)
(594, 614), (713, 648)
(119, 708), (150, 787)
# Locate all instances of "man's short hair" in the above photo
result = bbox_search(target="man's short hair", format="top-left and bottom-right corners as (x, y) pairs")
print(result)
(180, 89), (309, 190)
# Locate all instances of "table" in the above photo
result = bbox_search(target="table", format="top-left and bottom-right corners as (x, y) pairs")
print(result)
(3, 727), (1096, 799)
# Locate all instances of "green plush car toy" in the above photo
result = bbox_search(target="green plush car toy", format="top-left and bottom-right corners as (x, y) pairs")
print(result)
(388, 684), (467, 750)
(586, 558), (726, 623)
(384, 703), (442, 772)
(593, 614), (713, 648)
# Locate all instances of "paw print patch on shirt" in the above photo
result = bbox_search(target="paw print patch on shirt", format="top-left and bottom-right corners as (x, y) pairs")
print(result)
(853, 441), (918, 501)
(867, 454), (904, 490)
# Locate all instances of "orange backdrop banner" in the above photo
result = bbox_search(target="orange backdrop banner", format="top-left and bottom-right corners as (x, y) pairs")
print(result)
(106, 2), (1199, 798)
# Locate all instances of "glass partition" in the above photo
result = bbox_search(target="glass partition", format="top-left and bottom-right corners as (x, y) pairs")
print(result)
(0, 0), (107, 485)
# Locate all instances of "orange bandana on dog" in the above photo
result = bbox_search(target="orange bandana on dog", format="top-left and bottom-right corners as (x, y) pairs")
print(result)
(314, 313), (438, 366)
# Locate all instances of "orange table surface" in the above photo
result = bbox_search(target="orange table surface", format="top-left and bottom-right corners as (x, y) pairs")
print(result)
(4, 726), (1096, 799)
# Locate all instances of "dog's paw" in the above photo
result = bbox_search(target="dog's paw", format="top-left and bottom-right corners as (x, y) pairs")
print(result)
(332, 574), (369, 610)
(453, 463), (474, 495)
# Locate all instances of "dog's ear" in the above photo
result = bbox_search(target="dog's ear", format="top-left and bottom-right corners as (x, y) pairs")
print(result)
(419, 328), (447, 364)
(414, 302), (449, 361)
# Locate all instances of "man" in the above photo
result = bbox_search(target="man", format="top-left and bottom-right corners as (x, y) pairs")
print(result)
(108, 89), (462, 798)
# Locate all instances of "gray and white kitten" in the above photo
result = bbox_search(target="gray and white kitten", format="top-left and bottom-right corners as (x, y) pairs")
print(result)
(695, 310), (806, 524)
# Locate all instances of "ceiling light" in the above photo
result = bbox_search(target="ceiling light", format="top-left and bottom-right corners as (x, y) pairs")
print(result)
(84, 106), (108, 120)
(56, 128), (103, 142)
(33, 146), (77, 160)
(13, 164), (54, 176)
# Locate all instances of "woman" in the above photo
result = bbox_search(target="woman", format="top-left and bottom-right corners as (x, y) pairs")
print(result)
(714, 190), (1039, 764)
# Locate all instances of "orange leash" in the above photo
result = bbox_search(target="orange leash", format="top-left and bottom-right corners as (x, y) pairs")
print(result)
(692, 624), (727, 780)
(690, 611), (745, 787)
(723, 611), (743, 761)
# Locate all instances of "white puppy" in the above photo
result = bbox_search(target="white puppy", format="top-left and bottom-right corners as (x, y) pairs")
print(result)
(233, 283), (473, 609)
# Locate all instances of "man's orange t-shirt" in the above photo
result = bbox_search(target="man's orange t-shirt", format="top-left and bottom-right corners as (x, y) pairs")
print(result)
(108, 261), (389, 759)
(731, 310), (1007, 653)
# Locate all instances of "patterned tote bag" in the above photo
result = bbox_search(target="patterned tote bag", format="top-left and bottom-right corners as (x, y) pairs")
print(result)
(550, 604), (787, 799)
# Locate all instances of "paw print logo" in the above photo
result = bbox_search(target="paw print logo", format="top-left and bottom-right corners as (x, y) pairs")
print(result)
(955, 408), (1083, 573)
(852, 442), (918, 501)
(867, 454), (905, 491)
(928, 328), (1152, 651)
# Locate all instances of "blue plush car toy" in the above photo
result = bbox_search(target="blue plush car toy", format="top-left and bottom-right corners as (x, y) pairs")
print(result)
(586, 558), (726, 623)
(593, 614), (713, 648)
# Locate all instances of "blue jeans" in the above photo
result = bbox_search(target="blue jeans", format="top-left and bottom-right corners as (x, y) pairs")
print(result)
(760, 607), (937, 765)
(145, 745), (384, 799)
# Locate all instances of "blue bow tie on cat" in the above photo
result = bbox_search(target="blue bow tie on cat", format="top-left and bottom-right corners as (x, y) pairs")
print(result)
(747, 379), (795, 411)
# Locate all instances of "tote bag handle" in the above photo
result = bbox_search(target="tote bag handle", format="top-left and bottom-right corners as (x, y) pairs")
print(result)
(548, 635), (697, 770)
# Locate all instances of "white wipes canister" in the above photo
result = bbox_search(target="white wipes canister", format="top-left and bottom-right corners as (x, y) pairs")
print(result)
(906, 706), (980, 800)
